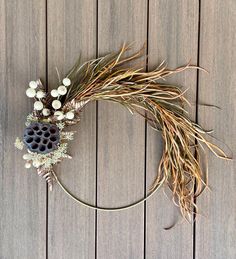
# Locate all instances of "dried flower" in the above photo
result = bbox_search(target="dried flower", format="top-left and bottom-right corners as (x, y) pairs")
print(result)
(52, 100), (61, 110)
(34, 101), (44, 110)
(65, 111), (74, 120)
(56, 122), (65, 130)
(14, 137), (24, 150)
(26, 88), (36, 98)
(36, 90), (46, 99)
(61, 131), (75, 140)
(54, 111), (64, 120)
(25, 162), (31, 169)
(42, 108), (50, 116)
(29, 81), (38, 89)
(62, 78), (71, 86)
(51, 89), (59, 97)
(57, 85), (67, 95)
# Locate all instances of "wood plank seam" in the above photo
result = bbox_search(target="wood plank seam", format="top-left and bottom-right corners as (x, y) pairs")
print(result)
(144, 1), (150, 258)
(193, 1), (202, 259)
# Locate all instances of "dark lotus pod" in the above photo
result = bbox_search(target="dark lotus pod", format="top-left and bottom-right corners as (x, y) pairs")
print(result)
(23, 122), (60, 154)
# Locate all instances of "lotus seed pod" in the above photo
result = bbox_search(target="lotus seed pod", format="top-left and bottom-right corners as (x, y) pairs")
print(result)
(51, 89), (59, 97)
(23, 154), (31, 160)
(66, 111), (75, 120)
(52, 100), (61, 110)
(62, 78), (71, 86)
(26, 88), (36, 98)
(36, 90), (45, 99)
(34, 101), (44, 111)
(54, 111), (64, 120)
(57, 85), (67, 95)
(25, 162), (31, 169)
(23, 122), (60, 154)
(42, 108), (50, 116)
(29, 81), (38, 89)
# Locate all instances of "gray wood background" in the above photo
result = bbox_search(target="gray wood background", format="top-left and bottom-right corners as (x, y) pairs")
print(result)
(0, 0), (235, 258)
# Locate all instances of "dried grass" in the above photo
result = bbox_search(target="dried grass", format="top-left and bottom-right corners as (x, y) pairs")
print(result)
(60, 44), (229, 220)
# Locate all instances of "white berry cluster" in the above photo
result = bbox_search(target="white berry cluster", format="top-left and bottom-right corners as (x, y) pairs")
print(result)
(49, 78), (75, 121)
(26, 78), (75, 122)
(26, 80), (49, 115)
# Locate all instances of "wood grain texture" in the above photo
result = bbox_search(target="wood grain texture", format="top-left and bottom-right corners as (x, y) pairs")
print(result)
(146, 1), (199, 258)
(196, 1), (236, 258)
(47, 1), (97, 258)
(0, 0), (46, 258)
(97, 1), (147, 258)
(1, 1), (236, 258)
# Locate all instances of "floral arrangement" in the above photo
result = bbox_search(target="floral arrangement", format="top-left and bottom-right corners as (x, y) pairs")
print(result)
(15, 78), (79, 190)
(15, 44), (229, 220)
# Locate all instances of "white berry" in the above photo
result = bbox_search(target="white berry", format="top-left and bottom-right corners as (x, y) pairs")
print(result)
(26, 88), (36, 98)
(51, 89), (59, 97)
(23, 154), (31, 160)
(57, 85), (67, 95)
(33, 160), (41, 168)
(34, 101), (44, 111)
(25, 162), (31, 169)
(66, 111), (75, 120)
(36, 90), (45, 99)
(62, 78), (71, 86)
(54, 111), (64, 120)
(52, 100), (61, 110)
(42, 108), (50, 116)
(29, 81), (38, 89)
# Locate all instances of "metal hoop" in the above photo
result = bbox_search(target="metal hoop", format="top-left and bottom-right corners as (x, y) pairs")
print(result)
(52, 171), (164, 211)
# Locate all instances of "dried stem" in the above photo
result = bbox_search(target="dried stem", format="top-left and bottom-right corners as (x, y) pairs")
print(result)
(60, 44), (229, 220)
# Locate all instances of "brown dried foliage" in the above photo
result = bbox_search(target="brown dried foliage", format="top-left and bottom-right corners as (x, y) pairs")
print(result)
(60, 44), (229, 221)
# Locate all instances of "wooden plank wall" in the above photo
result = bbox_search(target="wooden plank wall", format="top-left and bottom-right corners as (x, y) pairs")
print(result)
(146, 1), (198, 258)
(97, 1), (146, 258)
(196, 1), (236, 259)
(0, 0), (235, 258)
(47, 1), (97, 258)
(0, 1), (46, 258)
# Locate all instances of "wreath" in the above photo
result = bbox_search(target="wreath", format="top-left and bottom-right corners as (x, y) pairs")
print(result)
(15, 44), (229, 221)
